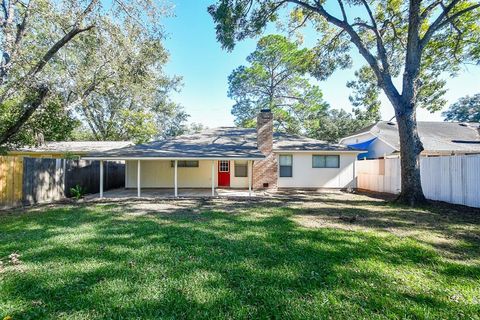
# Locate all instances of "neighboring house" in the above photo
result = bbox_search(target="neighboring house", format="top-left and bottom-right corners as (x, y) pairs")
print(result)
(340, 121), (480, 159)
(8, 141), (133, 159)
(84, 109), (364, 196)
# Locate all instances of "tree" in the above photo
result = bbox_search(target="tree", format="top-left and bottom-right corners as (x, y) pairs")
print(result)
(305, 108), (374, 143)
(0, 96), (79, 147)
(0, 0), (181, 146)
(443, 93), (480, 122)
(209, 0), (480, 205)
(228, 34), (329, 134)
(59, 17), (186, 143)
(0, 0), (99, 145)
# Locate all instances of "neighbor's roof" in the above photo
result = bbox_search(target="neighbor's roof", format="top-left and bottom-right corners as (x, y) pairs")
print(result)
(273, 132), (362, 152)
(344, 121), (480, 153)
(14, 141), (134, 154)
(84, 127), (363, 159)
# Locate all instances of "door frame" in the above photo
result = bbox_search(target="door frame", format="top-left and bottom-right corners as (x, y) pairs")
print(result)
(218, 160), (230, 187)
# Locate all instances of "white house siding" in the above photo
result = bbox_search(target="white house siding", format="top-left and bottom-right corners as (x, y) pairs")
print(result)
(125, 160), (249, 189)
(276, 152), (357, 189)
(230, 160), (250, 188)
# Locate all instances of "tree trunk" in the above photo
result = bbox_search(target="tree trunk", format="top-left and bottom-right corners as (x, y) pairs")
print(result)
(394, 102), (427, 206)
(0, 86), (49, 146)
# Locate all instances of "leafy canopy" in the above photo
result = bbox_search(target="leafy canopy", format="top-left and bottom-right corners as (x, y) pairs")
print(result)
(443, 93), (480, 122)
(228, 34), (329, 134)
(0, 0), (187, 146)
(210, 0), (480, 114)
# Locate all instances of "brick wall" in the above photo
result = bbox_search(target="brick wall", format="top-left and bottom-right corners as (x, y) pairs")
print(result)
(253, 109), (277, 189)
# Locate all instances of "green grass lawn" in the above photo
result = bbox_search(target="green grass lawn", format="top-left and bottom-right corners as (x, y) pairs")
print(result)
(0, 193), (479, 319)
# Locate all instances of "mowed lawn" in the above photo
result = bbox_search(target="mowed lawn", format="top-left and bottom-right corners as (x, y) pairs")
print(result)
(0, 193), (479, 319)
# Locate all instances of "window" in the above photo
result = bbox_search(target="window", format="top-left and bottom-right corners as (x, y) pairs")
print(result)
(234, 161), (248, 177)
(219, 160), (229, 172)
(170, 160), (199, 168)
(312, 155), (340, 168)
(279, 155), (293, 177)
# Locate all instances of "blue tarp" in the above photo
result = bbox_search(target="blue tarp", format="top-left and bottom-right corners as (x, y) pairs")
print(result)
(346, 137), (377, 160)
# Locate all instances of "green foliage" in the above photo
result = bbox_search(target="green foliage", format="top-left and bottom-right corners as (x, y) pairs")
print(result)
(69, 185), (86, 200)
(347, 67), (381, 121)
(63, 16), (188, 143)
(443, 93), (480, 122)
(0, 97), (79, 147)
(0, 0), (186, 147)
(307, 109), (375, 143)
(228, 35), (329, 134)
(0, 196), (479, 318)
(209, 0), (480, 116)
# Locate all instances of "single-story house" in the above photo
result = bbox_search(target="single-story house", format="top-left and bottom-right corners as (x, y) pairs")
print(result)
(340, 121), (480, 159)
(8, 141), (133, 159)
(84, 109), (364, 197)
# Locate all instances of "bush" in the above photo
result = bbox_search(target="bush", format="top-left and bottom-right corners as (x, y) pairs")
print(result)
(70, 185), (86, 200)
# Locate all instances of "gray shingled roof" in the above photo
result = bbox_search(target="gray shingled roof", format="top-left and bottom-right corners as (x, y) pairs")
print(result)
(351, 121), (480, 153)
(84, 127), (362, 159)
(273, 132), (361, 151)
(15, 141), (133, 153)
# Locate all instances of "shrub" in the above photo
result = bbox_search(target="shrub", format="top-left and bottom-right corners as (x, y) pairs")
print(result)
(70, 185), (86, 200)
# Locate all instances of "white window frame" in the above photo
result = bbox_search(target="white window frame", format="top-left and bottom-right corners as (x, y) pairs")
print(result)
(312, 155), (340, 168)
(279, 154), (293, 178)
(219, 160), (230, 172)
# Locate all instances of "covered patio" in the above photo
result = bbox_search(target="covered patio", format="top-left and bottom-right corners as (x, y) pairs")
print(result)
(86, 187), (258, 200)
(83, 128), (266, 198)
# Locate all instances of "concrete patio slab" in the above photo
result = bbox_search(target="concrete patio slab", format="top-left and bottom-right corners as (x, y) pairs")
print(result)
(86, 188), (257, 200)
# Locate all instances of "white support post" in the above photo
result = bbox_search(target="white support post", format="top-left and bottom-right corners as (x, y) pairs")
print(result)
(211, 160), (215, 196)
(99, 160), (104, 198)
(137, 160), (141, 198)
(248, 160), (252, 196)
(174, 160), (178, 197)
(124, 160), (128, 188)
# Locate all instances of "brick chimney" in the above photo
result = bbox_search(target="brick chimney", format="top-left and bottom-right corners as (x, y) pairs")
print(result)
(253, 109), (277, 189)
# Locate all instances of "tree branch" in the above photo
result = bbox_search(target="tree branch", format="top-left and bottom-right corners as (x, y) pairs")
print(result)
(421, 0), (461, 46)
(0, 85), (49, 146)
(420, 0), (442, 19)
(337, 0), (347, 21)
(288, 0), (400, 100)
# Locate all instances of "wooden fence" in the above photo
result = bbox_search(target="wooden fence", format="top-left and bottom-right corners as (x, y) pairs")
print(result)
(1, 157), (124, 209)
(0, 156), (24, 208)
(356, 155), (480, 208)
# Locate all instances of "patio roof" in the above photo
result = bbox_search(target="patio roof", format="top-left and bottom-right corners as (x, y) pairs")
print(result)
(84, 127), (265, 160)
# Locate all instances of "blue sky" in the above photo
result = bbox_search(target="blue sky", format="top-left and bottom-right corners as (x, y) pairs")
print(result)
(163, 0), (480, 128)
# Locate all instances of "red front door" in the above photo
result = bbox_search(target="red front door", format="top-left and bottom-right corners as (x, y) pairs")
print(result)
(218, 160), (230, 187)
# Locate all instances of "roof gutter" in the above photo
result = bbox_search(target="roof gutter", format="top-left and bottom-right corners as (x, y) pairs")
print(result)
(81, 156), (266, 161)
(272, 149), (366, 154)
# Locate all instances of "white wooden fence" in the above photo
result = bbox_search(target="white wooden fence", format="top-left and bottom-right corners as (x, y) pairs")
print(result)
(356, 155), (480, 208)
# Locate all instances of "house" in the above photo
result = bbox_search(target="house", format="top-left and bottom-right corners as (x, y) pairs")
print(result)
(8, 141), (133, 159)
(340, 121), (480, 159)
(84, 109), (364, 197)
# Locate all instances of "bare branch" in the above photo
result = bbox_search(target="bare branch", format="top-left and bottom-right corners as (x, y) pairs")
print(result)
(420, 0), (442, 19)
(337, 0), (347, 21)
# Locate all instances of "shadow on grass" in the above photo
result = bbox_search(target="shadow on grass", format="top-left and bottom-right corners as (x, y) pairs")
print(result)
(0, 198), (479, 319)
